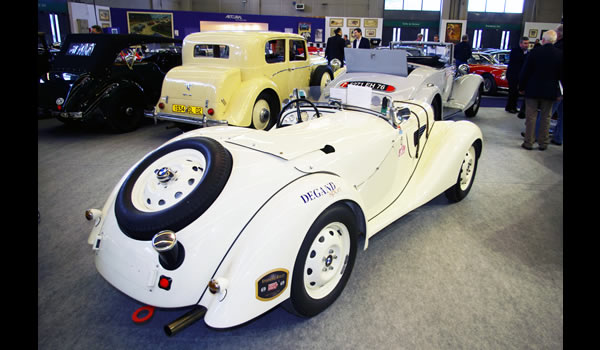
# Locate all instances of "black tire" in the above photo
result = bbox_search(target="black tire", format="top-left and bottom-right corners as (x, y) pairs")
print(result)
(104, 85), (145, 133)
(250, 90), (279, 130)
(309, 65), (333, 100)
(464, 84), (482, 118)
(445, 144), (479, 203)
(285, 204), (357, 317)
(482, 74), (497, 95)
(115, 137), (233, 240)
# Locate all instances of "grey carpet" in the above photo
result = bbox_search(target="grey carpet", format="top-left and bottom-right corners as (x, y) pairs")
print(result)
(38, 108), (562, 349)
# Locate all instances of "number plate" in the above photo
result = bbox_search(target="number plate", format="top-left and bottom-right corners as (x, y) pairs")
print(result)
(172, 104), (203, 115)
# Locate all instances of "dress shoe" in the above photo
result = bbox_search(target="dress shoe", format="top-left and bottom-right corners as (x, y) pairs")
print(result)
(521, 142), (533, 150)
(505, 108), (518, 113)
(539, 145), (547, 151)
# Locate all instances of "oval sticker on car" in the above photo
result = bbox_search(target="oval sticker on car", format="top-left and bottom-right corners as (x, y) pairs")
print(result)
(256, 269), (289, 301)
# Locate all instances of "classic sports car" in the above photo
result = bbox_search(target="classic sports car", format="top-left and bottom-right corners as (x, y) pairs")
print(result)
(149, 31), (345, 130)
(85, 47), (483, 336)
(324, 41), (484, 120)
(468, 51), (508, 95)
(39, 34), (182, 132)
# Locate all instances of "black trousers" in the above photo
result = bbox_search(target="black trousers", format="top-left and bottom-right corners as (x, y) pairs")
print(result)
(506, 78), (521, 111)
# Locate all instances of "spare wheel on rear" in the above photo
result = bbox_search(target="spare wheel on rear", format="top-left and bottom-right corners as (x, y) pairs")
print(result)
(115, 137), (233, 240)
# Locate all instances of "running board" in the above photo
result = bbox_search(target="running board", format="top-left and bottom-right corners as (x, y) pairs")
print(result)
(442, 107), (462, 119)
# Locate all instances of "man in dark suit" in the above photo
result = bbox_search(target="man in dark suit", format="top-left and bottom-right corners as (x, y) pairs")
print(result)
(505, 36), (529, 114)
(453, 34), (472, 66)
(351, 28), (370, 49)
(518, 30), (563, 150)
(325, 28), (346, 67)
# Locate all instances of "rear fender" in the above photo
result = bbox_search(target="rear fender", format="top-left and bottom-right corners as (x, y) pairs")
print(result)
(199, 172), (365, 328)
(224, 78), (280, 127)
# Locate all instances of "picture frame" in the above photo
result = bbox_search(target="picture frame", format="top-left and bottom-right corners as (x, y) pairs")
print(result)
(347, 18), (360, 27)
(528, 29), (538, 38)
(445, 22), (462, 44)
(98, 9), (110, 22)
(365, 29), (376, 38)
(364, 19), (378, 28)
(329, 18), (343, 27)
(127, 11), (174, 38)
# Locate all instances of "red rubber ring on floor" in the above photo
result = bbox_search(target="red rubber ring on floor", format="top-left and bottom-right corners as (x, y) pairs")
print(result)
(132, 305), (155, 324)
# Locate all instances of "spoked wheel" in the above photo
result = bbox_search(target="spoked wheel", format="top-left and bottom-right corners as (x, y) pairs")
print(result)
(445, 144), (479, 202)
(465, 84), (482, 118)
(286, 204), (357, 317)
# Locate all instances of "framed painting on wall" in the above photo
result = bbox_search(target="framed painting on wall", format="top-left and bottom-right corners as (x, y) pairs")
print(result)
(365, 29), (376, 38)
(329, 18), (343, 27)
(127, 11), (174, 38)
(364, 19), (378, 28)
(445, 22), (462, 43)
(347, 18), (360, 27)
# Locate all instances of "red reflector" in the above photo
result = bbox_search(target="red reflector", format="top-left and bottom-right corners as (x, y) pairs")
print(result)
(158, 102), (165, 109)
(57, 105), (62, 111)
(385, 85), (396, 92)
(159, 276), (172, 290)
(339, 82), (348, 88)
(207, 108), (214, 115)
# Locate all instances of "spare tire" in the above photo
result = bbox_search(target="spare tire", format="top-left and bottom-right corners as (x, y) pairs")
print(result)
(115, 137), (233, 240)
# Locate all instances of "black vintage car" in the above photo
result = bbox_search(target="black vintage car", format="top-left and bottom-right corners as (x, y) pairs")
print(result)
(39, 34), (182, 132)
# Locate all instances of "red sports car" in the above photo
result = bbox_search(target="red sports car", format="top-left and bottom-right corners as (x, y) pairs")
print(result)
(468, 52), (507, 95)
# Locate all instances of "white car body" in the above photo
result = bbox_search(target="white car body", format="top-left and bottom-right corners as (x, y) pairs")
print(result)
(323, 41), (484, 120)
(86, 45), (484, 334)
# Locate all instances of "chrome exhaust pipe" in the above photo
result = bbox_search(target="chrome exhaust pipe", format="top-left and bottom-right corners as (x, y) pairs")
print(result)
(164, 306), (207, 336)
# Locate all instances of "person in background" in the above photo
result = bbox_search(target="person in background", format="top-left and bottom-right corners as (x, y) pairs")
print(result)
(325, 28), (346, 67)
(343, 34), (351, 48)
(416, 33), (424, 42)
(453, 34), (472, 67)
(352, 28), (370, 49)
(433, 34), (439, 42)
(505, 36), (529, 114)
(550, 24), (564, 146)
(518, 30), (563, 151)
(91, 25), (103, 34)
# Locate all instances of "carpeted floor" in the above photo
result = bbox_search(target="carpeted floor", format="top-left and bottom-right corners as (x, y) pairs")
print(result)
(38, 104), (563, 349)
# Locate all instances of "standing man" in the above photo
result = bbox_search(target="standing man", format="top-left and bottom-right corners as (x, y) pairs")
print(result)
(453, 34), (472, 67)
(325, 28), (346, 67)
(352, 28), (370, 49)
(518, 30), (563, 151)
(505, 36), (529, 114)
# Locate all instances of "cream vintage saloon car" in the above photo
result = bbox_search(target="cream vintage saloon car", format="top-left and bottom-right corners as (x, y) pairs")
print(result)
(149, 31), (342, 130)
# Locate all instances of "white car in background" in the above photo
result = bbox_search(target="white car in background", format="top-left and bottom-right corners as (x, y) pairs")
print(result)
(85, 44), (483, 337)
(323, 41), (484, 121)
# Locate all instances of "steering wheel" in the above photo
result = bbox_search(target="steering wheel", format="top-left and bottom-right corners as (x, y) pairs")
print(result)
(277, 98), (321, 128)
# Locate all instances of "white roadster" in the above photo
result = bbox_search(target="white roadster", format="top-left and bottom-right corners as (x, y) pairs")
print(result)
(85, 46), (483, 336)
(323, 41), (484, 121)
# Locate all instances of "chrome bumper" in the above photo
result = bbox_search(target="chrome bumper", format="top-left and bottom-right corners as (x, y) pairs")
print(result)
(144, 110), (228, 128)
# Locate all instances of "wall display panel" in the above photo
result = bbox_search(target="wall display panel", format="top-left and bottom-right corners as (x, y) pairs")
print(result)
(325, 16), (383, 46)
(127, 11), (174, 38)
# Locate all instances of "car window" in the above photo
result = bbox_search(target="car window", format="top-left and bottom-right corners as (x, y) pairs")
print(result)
(289, 40), (306, 61)
(265, 39), (286, 63)
(194, 44), (229, 58)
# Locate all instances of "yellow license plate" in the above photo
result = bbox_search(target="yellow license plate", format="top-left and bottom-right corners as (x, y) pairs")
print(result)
(172, 104), (203, 115)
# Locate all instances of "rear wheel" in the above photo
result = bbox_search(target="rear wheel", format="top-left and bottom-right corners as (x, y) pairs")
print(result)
(105, 85), (144, 133)
(251, 91), (278, 130)
(285, 204), (357, 317)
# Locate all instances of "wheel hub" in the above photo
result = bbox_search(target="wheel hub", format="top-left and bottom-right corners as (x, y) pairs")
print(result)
(259, 108), (270, 123)
(156, 167), (176, 183)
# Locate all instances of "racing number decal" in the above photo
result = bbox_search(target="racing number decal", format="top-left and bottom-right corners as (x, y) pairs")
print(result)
(256, 269), (289, 301)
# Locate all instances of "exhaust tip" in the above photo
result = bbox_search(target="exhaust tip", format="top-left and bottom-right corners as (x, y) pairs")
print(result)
(164, 306), (207, 337)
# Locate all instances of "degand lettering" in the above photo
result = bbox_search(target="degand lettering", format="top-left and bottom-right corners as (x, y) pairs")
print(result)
(300, 182), (337, 203)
